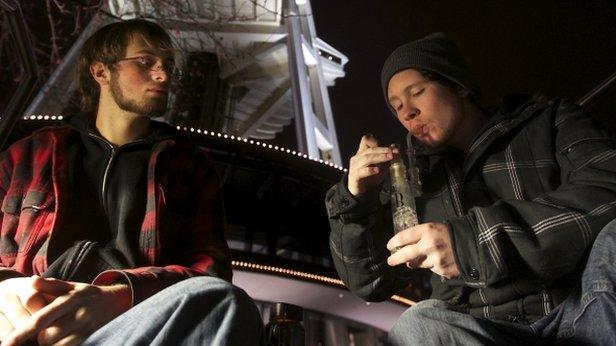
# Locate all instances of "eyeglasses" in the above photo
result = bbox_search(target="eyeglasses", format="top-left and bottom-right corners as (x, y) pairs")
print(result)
(114, 54), (183, 80)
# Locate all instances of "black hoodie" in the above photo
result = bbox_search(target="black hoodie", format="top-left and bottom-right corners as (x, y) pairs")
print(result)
(47, 114), (178, 271)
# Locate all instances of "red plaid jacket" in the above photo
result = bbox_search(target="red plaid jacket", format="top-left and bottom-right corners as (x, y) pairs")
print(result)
(0, 125), (231, 305)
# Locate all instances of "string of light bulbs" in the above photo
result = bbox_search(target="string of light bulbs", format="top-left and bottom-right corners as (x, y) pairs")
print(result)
(232, 260), (414, 306)
(23, 115), (347, 173)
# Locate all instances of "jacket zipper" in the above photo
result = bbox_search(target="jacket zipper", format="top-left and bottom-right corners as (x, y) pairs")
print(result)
(88, 133), (149, 217)
(89, 133), (116, 217)
(102, 147), (116, 217)
(61, 240), (93, 280)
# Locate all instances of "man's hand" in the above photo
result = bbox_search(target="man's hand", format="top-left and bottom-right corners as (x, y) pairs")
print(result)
(0, 276), (74, 343)
(347, 134), (396, 196)
(2, 282), (131, 346)
(386, 222), (460, 279)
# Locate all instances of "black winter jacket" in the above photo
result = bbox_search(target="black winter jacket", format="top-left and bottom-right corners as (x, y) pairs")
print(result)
(326, 95), (616, 323)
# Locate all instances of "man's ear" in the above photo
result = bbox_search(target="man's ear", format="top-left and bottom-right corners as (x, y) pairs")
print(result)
(90, 61), (110, 86)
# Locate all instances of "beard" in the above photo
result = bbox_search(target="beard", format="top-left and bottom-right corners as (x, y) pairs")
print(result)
(109, 75), (168, 117)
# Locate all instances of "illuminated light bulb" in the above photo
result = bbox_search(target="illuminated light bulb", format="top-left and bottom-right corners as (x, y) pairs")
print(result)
(223, 134), (228, 138)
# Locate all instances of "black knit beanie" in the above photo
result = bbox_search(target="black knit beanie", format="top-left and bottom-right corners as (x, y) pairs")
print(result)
(380, 32), (480, 113)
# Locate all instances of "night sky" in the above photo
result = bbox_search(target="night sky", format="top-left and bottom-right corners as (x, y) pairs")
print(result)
(310, 1), (616, 164)
(2, 1), (615, 164)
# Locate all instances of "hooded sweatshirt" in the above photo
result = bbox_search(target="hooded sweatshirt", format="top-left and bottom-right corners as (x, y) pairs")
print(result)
(48, 114), (178, 268)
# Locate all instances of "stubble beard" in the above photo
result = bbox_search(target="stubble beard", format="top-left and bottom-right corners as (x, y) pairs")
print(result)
(109, 75), (168, 118)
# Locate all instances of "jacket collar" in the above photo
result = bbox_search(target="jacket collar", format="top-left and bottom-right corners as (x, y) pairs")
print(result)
(412, 94), (551, 178)
(62, 113), (184, 144)
(463, 94), (550, 176)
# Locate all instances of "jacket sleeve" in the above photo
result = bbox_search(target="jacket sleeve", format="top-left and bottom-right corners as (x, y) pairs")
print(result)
(449, 99), (616, 288)
(326, 177), (412, 302)
(0, 150), (26, 283)
(93, 147), (231, 306)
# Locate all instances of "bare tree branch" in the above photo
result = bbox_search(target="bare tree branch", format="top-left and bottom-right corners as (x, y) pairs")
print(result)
(52, 0), (70, 14)
(45, 0), (61, 66)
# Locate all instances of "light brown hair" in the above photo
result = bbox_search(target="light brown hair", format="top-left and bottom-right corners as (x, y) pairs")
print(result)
(76, 19), (173, 112)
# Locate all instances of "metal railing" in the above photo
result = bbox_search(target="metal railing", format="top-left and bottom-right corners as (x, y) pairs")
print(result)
(0, 0), (38, 149)
(577, 70), (616, 106)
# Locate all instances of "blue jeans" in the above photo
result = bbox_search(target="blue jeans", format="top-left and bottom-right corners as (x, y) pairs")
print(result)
(83, 276), (264, 346)
(388, 219), (616, 345)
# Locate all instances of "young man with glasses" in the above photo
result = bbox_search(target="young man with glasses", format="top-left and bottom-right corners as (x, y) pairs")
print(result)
(326, 33), (616, 344)
(0, 19), (263, 345)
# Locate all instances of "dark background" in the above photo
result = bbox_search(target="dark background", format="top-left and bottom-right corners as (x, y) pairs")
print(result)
(2, 1), (615, 165)
(311, 0), (616, 163)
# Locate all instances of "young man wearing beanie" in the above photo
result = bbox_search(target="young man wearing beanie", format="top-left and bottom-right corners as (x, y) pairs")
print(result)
(0, 19), (264, 345)
(326, 32), (616, 344)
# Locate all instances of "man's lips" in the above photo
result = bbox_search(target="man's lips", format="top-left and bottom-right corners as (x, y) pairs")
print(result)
(147, 88), (168, 96)
(413, 124), (429, 137)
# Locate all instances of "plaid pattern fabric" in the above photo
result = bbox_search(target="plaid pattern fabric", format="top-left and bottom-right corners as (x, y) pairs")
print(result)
(326, 95), (616, 322)
(0, 126), (231, 305)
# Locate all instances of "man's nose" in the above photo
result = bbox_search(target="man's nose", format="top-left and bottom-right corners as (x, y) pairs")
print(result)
(151, 66), (169, 82)
(398, 105), (422, 135)
(400, 105), (419, 122)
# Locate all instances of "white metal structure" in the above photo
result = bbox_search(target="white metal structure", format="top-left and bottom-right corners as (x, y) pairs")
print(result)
(25, 0), (347, 165)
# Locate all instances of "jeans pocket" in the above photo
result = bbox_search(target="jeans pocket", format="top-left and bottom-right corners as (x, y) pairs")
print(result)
(557, 283), (615, 341)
